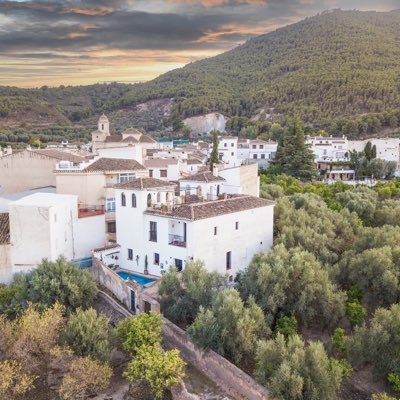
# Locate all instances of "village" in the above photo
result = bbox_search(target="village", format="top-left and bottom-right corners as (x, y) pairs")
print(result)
(1, 114), (399, 299)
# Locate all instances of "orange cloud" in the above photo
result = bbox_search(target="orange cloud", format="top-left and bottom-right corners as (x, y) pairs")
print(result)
(61, 6), (114, 16)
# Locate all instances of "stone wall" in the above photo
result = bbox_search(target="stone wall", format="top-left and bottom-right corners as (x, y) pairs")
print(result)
(162, 318), (269, 400)
(91, 258), (134, 309)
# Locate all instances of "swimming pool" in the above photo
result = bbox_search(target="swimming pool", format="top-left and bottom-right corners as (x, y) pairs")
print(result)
(117, 271), (156, 286)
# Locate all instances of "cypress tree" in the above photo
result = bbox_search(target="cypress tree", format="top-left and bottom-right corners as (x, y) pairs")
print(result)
(210, 130), (219, 171)
(275, 119), (316, 180)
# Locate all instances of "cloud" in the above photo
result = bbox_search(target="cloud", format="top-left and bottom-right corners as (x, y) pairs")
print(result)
(0, 0), (398, 87)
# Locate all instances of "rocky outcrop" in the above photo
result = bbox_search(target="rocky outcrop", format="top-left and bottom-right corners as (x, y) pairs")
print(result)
(184, 113), (227, 135)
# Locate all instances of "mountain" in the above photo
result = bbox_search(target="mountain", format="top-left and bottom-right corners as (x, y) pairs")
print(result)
(2, 9), (400, 145)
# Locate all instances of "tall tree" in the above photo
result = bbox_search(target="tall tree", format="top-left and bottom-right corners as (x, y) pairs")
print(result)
(210, 130), (219, 171)
(274, 120), (316, 180)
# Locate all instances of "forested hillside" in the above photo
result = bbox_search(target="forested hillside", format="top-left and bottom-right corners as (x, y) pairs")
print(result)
(2, 9), (400, 144)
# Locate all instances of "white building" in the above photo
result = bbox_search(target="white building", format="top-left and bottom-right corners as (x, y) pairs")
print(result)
(237, 139), (278, 168)
(179, 171), (225, 201)
(0, 193), (105, 283)
(348, 138), (400, 165)
(218, 137), (240, 168)
(306, 136), (349, 162)
(144, 159), (180, 181)
(114, 177), (274, 279)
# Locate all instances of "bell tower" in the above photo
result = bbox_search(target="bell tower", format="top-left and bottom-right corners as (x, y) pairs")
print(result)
(98, 114), (110, 135)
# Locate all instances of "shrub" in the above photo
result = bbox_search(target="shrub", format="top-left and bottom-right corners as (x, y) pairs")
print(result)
(275, 315), (297, 338)
(64, 308), (113, 361)
(346, 301), (367, 327)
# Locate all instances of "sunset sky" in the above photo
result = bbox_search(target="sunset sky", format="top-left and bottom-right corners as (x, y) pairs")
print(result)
(0, 0), (398, 88)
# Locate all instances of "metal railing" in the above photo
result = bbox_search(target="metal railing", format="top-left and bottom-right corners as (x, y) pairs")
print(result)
(169, 234), (186, 248)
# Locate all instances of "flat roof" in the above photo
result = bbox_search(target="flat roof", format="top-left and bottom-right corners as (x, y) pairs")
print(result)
(11, 192), (77, 208)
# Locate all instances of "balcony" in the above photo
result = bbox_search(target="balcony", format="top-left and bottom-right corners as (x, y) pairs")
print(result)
(169, 234), (186, 248)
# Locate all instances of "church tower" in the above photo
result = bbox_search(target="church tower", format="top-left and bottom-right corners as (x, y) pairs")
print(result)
(98, 114), (110, 135)
(91, 114), (110, 153)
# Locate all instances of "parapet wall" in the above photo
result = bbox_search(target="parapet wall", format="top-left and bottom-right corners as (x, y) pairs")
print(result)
(162, 317), (269, 400)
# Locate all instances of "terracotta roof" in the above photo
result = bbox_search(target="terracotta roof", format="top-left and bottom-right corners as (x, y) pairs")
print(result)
(104, 135), (124, 143)
(139, 135), (156, 144)
(179, 171), (225, 182)
(115, 177), (176, 190)
(84, 158), (146, 172)
(122, 127), (142, 136)
(0, 213), (10, 244)
(145, 195), (274, 221)
(121, 136), (138, 143)
(31, 149), (85, 163)
(186, 158), (203, 165)
(144, 159), (178, 168)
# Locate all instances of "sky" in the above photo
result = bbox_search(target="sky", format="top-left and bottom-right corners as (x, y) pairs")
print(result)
(0, 0), (398, 88)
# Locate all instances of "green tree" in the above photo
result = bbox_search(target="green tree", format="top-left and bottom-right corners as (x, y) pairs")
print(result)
(238, 244), (346, 328)
(275, 315), (298, 338)
(256, 333), (346, 400)
(123, 345), (185, 399)
(347, 304), (400, 379)
(210, 130), (219, 171)
(159, 261), (226, 324)
(116, 311), (162, 355)
(27, 257), (97, 311)
(274, 120), (316, 180)
(346, 302), (367, 327)
(331, 327), (347, 355)
(63, 308), (113, 362)
(188, 289), (267, 363)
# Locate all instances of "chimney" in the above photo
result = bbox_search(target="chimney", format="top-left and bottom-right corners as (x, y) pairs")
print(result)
(212, 164), (219, 177)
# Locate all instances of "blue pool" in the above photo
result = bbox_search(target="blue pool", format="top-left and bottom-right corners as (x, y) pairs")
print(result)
(117, 271), (156, 286)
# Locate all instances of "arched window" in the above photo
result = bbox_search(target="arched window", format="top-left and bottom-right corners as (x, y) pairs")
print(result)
(121, 192), (126, 206)
(157, 192), (161, 203)
(131, 193), (137, 208)
(147, 193), (152, 207)
(217, 185), (220, 196)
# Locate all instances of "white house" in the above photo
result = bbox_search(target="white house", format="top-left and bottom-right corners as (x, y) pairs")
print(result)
(348, 138), (400, 166)
(237, 139), (278, 168)
(144, 159), (180, 181)
(218, 137), (240, 168)
(4, 193), (105, 282)
(178, 171), (225, 201)
(114, 177), (274, 279)
(306, 136), (349, 161)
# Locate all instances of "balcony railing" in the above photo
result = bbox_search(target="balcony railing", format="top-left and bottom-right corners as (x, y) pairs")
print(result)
(169, 234), (186, 248)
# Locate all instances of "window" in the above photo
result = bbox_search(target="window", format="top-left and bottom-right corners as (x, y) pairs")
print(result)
(107, 221), (116, 233)
(226, 251), (232, 270)
(149, 221), (157, 242)
(154, 253), (160, 265)
(157, 192), (161, 202)
(160, 169), (167, 178)
(175, 258), (183, 272)
(261, 154), (265, 159)
(219, 153), (223, 161)
(260, 145), (264, 149)
(119, 173), (135, 183)
(253, 154), (257, 159)
(231, 152), (234, 156)
(235, 221), (239, 230)
(128, 249), (133, 260)
(121, 193), (126, 206)
(147, 193), (152, 207)
(214, 226), (217, 235)
(224, 143), (227, 147)
(217, 185), (220, 195)
(101, 124), (104, 130)
(231, 143), (234, 147)
(105, 198), (115, 212)
(229, 275), (233, 283)
(131, 194), (137, 208)
(149, 169), (153, 178)
(252, 144), (256, 149)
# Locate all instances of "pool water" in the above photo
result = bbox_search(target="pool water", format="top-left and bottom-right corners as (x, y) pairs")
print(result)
(117, 271), (156, 286)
